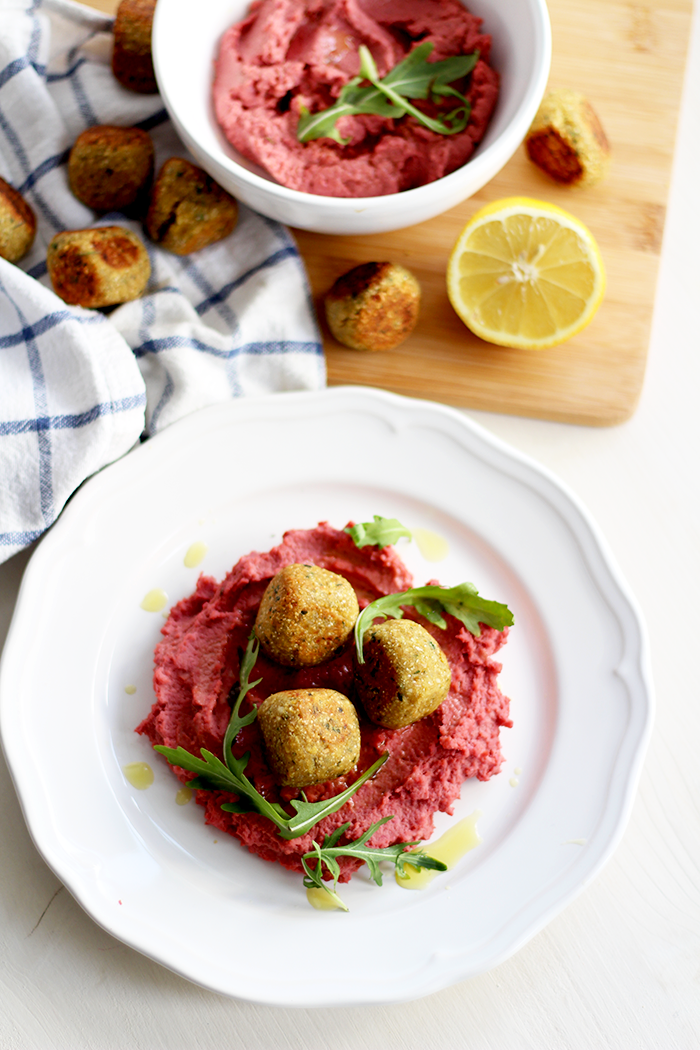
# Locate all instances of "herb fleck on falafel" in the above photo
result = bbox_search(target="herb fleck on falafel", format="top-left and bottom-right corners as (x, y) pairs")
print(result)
(325, 262), (420, 352)
(146, 157), (238, 255)
(355, 618), (451, 728)
(0, 176), (36, 263)
(46, 226), (150, 308)
(68, 125), (154, 212)
(255, 563), (359, 668)
(258, 688), (361, 787)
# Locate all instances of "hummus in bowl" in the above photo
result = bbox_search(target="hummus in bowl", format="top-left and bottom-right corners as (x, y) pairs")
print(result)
(152, 0), (551, 234)
(212, 0), (500, 199)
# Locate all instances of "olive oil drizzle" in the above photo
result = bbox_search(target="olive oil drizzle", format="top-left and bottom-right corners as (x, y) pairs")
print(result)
(122, 762), (154, 790)
(184, 541), (208, 568)
(396, 811), (482, 890)
(140, 588), (168, 612)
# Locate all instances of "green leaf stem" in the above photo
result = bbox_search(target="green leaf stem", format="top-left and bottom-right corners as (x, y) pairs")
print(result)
(302, 818), (447, 910)
(297, 41), (478, 143)
(354, 582), (514, 662)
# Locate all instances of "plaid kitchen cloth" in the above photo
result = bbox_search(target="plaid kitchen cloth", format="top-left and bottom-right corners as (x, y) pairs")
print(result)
(0, 0), (325, 566)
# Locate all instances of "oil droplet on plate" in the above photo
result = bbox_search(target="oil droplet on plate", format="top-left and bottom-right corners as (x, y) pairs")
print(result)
(509, 777), (519, 787)
(123, 762), (154, 789)
(124, 684), (137, 695)
(412, 528), (449, 562)
(396, 810), (482, 890)
(176, 786), (193, 806)
(140, 588), (168, 612)
(306, 886), (344, 911)
(184, 541), (208, 568)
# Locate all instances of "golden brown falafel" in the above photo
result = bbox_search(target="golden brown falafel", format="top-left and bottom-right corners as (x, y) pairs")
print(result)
(324, 261), (421, 352)
(525, 89), (611, 188)
(255, 563), (359, 668)
(145, 157), (238, 255)
(46, 226), (150, 308)
(355, 618), (451, 729)
(257, 688), (361, 788)
(112, 0), (158, 94)
(0, 176), (36, 263)
(68, 125), (154, 212)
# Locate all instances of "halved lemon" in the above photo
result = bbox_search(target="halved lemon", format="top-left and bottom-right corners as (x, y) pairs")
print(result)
(447, 197), (606, 350)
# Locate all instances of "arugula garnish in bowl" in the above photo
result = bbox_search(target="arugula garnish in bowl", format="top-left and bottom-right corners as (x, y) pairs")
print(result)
(297, 42), (479, 144)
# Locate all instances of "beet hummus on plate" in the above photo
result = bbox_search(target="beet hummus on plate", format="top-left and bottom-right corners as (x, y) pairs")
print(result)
(137, 523), (512, 887)
(212, 0), (500, 197)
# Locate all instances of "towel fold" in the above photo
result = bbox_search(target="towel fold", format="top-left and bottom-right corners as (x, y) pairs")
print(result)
(0, 255), (146, 558)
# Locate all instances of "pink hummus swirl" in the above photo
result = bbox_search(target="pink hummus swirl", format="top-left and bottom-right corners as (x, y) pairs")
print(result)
(137, 523), (512, 883)
(212, 0), (500, 197)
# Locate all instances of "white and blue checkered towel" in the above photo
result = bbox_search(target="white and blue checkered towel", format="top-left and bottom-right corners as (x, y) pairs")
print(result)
(0, 0), (325, 566)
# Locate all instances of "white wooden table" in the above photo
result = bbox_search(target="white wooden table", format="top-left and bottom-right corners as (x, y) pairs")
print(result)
(1, 6), (699, 1048)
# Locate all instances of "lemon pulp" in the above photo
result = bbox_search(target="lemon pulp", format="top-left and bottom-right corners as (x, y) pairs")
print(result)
(447, 197), (605, 350)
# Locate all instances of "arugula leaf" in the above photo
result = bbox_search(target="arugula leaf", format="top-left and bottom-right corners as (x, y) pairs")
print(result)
(222, 633), (261, 763)
(354, 582), (514, 662)
(385, 43), (478, 102)
(358, 45), (471, 137)
(222, 752), (388, 840)
(302, 818), (447, 910)
(297, 79), (403, 144)
(154, 742), (295, 829)
(297, 40), (477, 143)
(154, 632), (390, 840)
(344, 515), (412, 549)
(154, 745), (241, 794)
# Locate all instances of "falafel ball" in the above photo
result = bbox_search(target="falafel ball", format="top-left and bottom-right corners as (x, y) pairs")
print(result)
(355, 618), (451, 729)
(111, 0), (158, 94)
(68, 125), (154, 212)
(525, 89), (611, 188)
(145, 157), (238, 255)
(255, 563), (359, 668)
(258, 688), (361, 788)
(46, 226), (150, 308)
(0, 176), (36, 263)
(324, 261), (421, 352)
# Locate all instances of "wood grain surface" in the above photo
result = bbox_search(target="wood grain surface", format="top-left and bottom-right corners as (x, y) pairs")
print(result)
(79, 0), (693, 425)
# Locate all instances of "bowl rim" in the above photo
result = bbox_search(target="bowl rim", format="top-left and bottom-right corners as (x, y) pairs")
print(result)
(152, 0), (552, 211)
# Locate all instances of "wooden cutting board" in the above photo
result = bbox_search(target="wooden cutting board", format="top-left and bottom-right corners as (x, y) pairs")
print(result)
(82, 0), (693, 425)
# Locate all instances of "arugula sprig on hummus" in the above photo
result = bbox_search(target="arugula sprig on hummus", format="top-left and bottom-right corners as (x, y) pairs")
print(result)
(302, 817), (447, 911)
(345, 516), (514, 661)
(154, 634), (388, 841)
(354, 582), (514, 664)
(297, 41), (479, 144)
(344, 515), (413, 549)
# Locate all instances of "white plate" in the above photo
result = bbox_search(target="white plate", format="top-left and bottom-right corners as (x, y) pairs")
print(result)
(0, 387), (653, 1006)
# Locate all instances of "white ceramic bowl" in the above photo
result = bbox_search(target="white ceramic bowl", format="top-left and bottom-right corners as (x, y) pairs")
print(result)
(152, 0), (551, 236)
